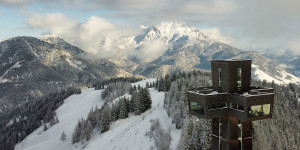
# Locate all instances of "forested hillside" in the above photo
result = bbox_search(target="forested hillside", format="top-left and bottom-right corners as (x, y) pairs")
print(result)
(71, 84), (153, 145)
(0, 88), (81, 150)
(0, 77), (141, 150)
(157, 71), (300, 150)
(251, 80), (300, 150)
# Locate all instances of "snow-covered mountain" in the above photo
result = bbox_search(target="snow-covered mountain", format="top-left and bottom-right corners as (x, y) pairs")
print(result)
(110, 22), (300, 85)
(15, 79), (181, 150)
(0, 36), (130, 112)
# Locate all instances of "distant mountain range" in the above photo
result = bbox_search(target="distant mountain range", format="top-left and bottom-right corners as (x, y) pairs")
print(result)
(255, 48), (300, 77)
(1, 22), (300, 112)
(108, 22), (300, 84)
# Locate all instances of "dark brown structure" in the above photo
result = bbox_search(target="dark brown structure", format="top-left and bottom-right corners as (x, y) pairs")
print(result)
(187, 60), (274, 150)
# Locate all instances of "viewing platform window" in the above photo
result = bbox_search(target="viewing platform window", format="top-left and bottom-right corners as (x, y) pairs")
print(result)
(238, 124), (242, 138)
(237, 68), (242, 91)
(208, 103), (227, 111)
(190, 101), (205, 115)
(218, 68), (222, 87)
(248, 104), (271, 117)
(229, 102), (244, 112)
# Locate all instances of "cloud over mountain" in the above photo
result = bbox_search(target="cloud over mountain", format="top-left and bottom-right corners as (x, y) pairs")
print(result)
(2, 0), (300, 55)
(25, 13), (234, 59)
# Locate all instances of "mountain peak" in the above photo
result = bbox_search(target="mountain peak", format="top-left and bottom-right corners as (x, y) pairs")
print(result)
(135, 21), (210, 45)
(40, 34), (84, 54)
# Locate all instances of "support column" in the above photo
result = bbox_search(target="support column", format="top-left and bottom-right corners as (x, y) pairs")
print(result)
(211, 117), (253, 150)
(220, 116), (239, 150)
(211, 118), (220, 150)
(242, 121), (252, 150)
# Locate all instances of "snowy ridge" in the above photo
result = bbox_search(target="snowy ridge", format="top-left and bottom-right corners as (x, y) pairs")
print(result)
(15, 79), (181, 150)
(252, 64), (300, 85)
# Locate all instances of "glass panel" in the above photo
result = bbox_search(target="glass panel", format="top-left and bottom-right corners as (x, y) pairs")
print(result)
(249, 104), (271, 117)
(219, 122), (222, 136)
(208, 103), (227, 110)
(238, 124), (242, 138)
(262, 104), (271, 115)
(190, 101), (205, 115)
(232, 104), (238, 109)
(212, 104), (217, 109)
(238, 105), (244, 111)
(218, 103), (226, 108)
(237, 68), (242, 88)
(218, 68), (222, 87)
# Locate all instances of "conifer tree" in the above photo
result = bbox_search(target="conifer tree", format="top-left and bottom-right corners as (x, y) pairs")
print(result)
(180, 118), (194, 150)
(100, 105), (111, 133)
(128, 98), (135, 112)
(87, 108), (97, 128)
(43, 124), (47, 131)
(60, 131), (66, 142)
(119, 98), (128, 119)
(131, 90), (139, 114)
(72, 120), (82, 144)
(111, 102), (119, 121)
(138, 88), (152, 113)
(86, 121), (93, 141)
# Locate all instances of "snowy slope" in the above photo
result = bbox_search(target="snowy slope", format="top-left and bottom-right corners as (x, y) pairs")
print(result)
(15, 88), (104, 150)
(86, 88), (180, 150)
(15, 79), (181, 150)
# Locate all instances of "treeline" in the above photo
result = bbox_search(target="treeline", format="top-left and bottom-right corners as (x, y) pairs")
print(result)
(92, 77), (142, 90)
(155, 70), (210, 92)
(0, 87), (81, 150)
(251, 80), (300, 150)
(156, 71), (211, 129)
(72, 86), (152, 144)
(157, 71), (212, 150)
(101, 82), (131, 102)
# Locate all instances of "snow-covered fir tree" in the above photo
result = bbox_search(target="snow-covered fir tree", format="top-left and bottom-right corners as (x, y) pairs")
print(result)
(119, 97), (128, 119)
(100, 105), (111, 133)
(60, 131), (66, 142)
(72, 120), (82, 144)
(111, 102), (119, 122)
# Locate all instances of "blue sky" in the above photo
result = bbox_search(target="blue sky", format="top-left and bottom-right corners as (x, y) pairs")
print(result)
(1, 0), (300, 55)
(0, 2), (113, 39)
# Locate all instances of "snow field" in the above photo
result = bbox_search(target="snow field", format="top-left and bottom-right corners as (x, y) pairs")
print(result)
(15, 88), (104, 150)
(15, 79), (181, 150)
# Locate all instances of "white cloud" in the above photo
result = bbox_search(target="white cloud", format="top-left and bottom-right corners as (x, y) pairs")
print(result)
(26, 13), (78, 37)
(10, 0), (300, 56)
(26, 13), (138, 58)
(182, 0), (237, 15)
(136, 39), (167, 59)
(200, 28), (234, 44)
(25, 12), (238, 59)
(287, 38), (300, 56)
(0, 0), (49, 6)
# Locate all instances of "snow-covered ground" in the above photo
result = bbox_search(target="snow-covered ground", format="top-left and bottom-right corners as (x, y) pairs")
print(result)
(15, 79), (181, 150)
(15, 88), (104, 150)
